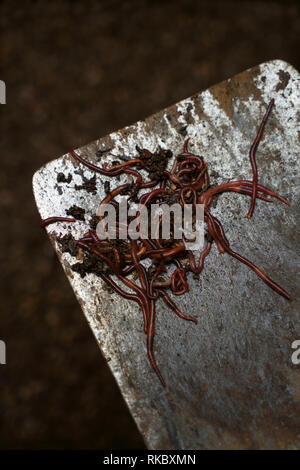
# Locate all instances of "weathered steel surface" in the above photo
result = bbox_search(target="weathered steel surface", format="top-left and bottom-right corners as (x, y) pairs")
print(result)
(33, 60), (300, 449)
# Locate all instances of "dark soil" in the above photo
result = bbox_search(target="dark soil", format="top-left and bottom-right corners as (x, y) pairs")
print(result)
(75, 173), (97, 194)
(1, 0), (299, 450)
(57, 173), (72, 184)
(66, 205), (86, 221)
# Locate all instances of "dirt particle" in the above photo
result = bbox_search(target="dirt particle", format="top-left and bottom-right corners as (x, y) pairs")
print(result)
(57, 172), (72, 184)
(276, 70), (290, 92)
(56, 233), (78, 257)
(95, 148), (111, 158)
(75, 174), (97, 193)
(104, 181), (111, 194)
(66, 205), (85, 221)
(71, 251), (109, 278)
(55, 184), (63, 195)
(136, 145), (172, 181)
(209, 169), (220, 179)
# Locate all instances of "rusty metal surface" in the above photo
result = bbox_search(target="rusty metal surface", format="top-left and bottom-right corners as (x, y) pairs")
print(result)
(33, 60), (300, 450)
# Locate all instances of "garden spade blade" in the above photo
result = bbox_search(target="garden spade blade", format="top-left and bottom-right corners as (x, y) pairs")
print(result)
(33, 60), (300, 450)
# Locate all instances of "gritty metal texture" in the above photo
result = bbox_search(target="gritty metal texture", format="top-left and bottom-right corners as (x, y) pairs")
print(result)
(33, 60), (300, 450)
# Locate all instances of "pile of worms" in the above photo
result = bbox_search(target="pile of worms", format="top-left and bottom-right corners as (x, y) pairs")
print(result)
(41, 99), (290, 388)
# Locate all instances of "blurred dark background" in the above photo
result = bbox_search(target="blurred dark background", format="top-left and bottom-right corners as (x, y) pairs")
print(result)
(1, 0), (299, 449)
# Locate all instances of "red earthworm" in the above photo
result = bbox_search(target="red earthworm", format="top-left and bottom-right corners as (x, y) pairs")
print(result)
(228, 247), (290, 299)
(139, 237), (157, 252)
(178, 160), (197, 170)
(42, 110), (290, 388)
(98, 273), (149, 332)
(180, 187), (197, 207)
(130, 240), (158, 300)
(121, 264), (137, 276)
(124, 168), (143, 196)
(87, 229), (100, 243)
(97, 183), (130, 238)
(171, 268), (189, 295)
(239, 180), (289, 205)
(78, 241), (118, 273)
(177, 166), (197, 178)
(206, 211), (290, 299)
(141, 240), (169, 260)
(80, 236), (94, 243)
(112, 247), (121, 273)
(115, 274), (150, 334)
(180, 140), (211, 188)
(210, 215), (230, 248)
(199, 180), (288, 207)
(139, 188), (167, 206)
(183, 137), (191, 153)
(146, 285), (166, 388)
(149, 260), (168, 291)
(99, 183), (130, 206)
(177, 155), (205, 167)
(70, 149), (145, 176)
(205, 219), (225, 254)
(159, 179), (167, 190)
(124, 245), (146, 261)
(247, 98), (275, 218)
(135, 189), (167, 242)
(158, 289), (197, 324)
(206, 185), (274, 205)
(145, 244), (185, 258)
(152, 277), (172, 288)
(99, 272), (143, 305)
(116, 273), (151, 315)
(200, 189), (272, 209)
(166, 163), (208, 189)
(140, 180), (160, 189)
(184, 240), (212, 274)
(41, 216), (76, 228)
(152, 214), (163, 246)
(140, 264), (159, 300)
(189, 165), (209, 190)
(79, 235), (121, 270)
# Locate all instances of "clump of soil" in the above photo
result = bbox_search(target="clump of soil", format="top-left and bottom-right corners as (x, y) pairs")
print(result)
(104, 181), (110, 194)
(72, 251), (109, 278)
(136, 146), (172, 180)
(57, 232), (126, 279)
(56, 232), (111, 277)
(57, 173), (72, 183)
(276, 70), (290, 91)
(66, 205), (85, 221)
(75, 174), (97, 193)
(56, 233), (79, 257)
